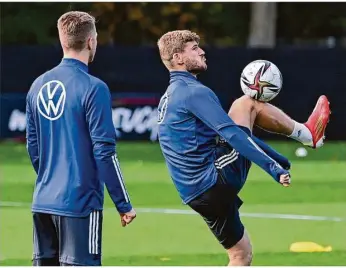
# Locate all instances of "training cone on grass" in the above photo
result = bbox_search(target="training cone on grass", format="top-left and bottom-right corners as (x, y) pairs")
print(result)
(290, 242), (332, 253)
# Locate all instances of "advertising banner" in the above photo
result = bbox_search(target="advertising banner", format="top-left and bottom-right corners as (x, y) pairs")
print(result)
(1, 93), (160, 141)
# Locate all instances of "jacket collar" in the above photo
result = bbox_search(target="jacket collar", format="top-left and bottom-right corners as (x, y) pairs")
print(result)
(60, 58), (88, 73)
(169, 71), (198, 83)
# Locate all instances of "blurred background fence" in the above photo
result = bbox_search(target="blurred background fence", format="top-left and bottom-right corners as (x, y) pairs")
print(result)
(1, 2), (345, 141)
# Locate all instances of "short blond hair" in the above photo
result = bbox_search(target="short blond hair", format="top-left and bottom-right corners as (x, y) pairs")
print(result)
(157, 30), (200, 68)
(57, 11), (96, 51)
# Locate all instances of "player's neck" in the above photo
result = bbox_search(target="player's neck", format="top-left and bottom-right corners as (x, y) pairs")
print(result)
(169, 68), (197, 78)
(63, 52), (89, 66)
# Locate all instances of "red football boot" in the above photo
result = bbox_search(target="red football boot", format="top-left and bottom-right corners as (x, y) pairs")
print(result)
(304, 95), (331, 149)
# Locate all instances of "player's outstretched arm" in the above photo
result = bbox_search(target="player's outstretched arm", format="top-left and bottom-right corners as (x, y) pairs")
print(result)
(251, 135), (291, 170)
(186, 86), (290, 184)
(26, 94), (39, 174)
(85, 81), (135, 225)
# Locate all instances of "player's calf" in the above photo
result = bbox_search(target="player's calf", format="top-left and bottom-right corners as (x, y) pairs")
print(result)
(229, 95), (331, 149)
(228, 94), (293, 136)
(226, 230), (253, 266)
(253, 95), (331, 148)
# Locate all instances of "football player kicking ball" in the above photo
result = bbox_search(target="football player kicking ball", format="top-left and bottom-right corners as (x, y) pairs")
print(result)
(156, 29), (331, 266)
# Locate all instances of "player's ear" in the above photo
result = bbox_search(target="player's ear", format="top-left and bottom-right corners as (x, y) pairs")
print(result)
(87, 36), (96, 51)
(87, 37), (92, 51)
(172, 53), (184, 65)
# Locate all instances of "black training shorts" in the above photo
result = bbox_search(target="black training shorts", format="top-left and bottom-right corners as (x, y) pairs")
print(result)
(187, 178), (245, 249)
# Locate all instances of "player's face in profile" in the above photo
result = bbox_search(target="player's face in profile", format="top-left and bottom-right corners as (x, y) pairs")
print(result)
(88, 31), (98, 63)
(182, 41), (207, 74)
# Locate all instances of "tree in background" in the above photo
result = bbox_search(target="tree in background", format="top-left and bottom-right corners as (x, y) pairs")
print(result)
(276, 2), (346, 47)
(1, 2), (345, 47)
(0, 2), (91, 44)
(247, 2), (277, 48)
(0, 2), (250, 47)
(90, 2), (250, 46)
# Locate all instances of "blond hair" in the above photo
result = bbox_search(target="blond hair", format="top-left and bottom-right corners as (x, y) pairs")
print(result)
(57, 11), (96, 51)
(157, 30), (200, 68)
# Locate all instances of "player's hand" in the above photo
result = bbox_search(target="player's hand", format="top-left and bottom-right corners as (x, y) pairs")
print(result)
(119, 208), (136, 227)
(280, 173), (291, 187)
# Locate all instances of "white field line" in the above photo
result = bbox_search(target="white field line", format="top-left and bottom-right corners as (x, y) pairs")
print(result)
(0, 201), (344, 222)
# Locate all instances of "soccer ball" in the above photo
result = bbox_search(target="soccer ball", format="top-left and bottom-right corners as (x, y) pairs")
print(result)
(240, 59), (283, 102)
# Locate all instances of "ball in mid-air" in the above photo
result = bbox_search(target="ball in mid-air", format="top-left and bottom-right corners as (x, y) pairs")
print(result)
(240, 59), (283, 102)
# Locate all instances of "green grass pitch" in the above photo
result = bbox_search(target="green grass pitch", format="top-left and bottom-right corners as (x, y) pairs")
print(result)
(0, 141), (345, 265)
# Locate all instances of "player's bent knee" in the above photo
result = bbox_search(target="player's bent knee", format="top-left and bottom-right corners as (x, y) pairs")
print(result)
(234, 95), (255, 106)
(229, 95), (259, 119)
(237, 95), (266, 112)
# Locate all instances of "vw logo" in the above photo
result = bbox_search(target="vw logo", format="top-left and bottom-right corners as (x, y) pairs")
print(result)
(37, 80), (66, 121)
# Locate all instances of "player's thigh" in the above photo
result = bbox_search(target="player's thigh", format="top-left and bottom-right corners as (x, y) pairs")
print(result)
(226, 229), (253, 265)
(32, 212), (59, 263)
(228, 95), (264, 132)
(58, 210), (103, 266)
(188, 181), (245, 249)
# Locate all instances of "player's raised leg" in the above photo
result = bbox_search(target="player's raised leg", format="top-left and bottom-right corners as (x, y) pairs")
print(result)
(222, 95), (332, 266)
(228, 95), (331, 148)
